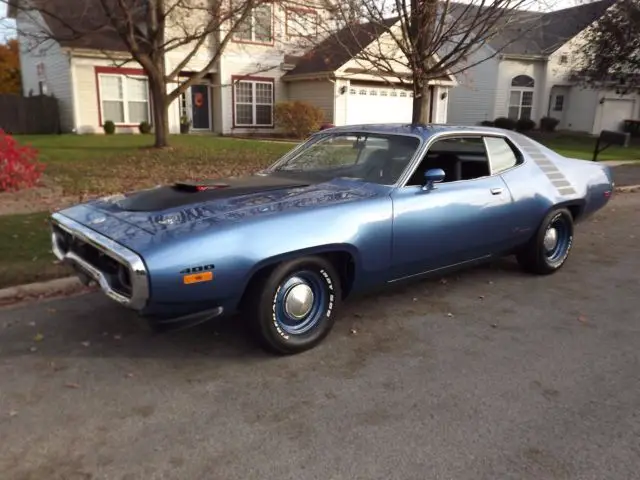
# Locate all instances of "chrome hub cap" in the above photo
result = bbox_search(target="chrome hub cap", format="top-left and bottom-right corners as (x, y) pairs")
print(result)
(544, 227), (558, 251)
(284, 283), (314, 319)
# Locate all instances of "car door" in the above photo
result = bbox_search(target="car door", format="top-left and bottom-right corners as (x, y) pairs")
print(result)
(389, 135), (520, 280)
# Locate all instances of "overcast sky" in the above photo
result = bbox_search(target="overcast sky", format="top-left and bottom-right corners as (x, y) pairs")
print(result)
(0, 0), (582, 44)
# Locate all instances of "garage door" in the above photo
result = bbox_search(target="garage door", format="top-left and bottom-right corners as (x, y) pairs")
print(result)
(346, 84), (414, 125)
(601, 99), (635, 132)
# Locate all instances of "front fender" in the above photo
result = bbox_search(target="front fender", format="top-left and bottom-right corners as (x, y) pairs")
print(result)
(142, 195), (393, 315)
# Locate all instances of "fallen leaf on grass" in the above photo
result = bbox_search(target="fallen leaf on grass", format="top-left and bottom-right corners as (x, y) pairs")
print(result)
(33, 333), (44, 342)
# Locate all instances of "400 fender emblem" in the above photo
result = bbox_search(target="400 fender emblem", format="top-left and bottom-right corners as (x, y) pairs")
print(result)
(179, 264), (215, 274)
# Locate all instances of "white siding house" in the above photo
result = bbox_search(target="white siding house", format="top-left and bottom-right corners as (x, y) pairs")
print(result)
(448, 0), (640, 135)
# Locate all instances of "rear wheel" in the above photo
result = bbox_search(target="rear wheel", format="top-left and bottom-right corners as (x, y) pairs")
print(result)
(245, 256), (342, 355)
(516, 207), (574, 275)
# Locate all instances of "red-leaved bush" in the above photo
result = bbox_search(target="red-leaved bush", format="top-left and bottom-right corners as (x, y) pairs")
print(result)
(0, 129), (44, 192)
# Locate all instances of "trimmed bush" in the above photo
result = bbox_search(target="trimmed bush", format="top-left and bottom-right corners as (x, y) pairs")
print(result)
(139, 121), (152, 134)
(0, 129), (44, 192)
(516, 117), (536, 132)
(274, 101), (325, 139)
(103, 120), (116, 135)
(480, 120), (495, 127)
(494, 117), (516, 130)
(539, 116), (560, 132)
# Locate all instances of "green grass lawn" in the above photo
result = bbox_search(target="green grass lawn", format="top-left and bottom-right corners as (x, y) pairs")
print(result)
(0, 212), (71, 289)
(17, 134), (294, 196)
(531, 133), (640, 161)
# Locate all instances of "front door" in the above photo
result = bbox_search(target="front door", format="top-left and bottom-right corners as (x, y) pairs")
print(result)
(191, 85), (211, 130)
(389, 177), (516, 280)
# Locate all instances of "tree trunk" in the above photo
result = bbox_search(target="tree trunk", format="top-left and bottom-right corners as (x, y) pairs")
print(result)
(149, 75), (170, 148)
(411, 82), (431, 124)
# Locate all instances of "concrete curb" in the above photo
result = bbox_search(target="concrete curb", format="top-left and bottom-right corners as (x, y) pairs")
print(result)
(615, 184), (640, 193)
(0, 276), (91, 307)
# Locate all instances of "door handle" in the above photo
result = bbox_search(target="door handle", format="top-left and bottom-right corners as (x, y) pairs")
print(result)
(491, 187), (503, 195)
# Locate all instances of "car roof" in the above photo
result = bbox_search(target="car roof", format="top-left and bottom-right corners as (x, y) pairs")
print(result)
(322, 123), (507, 140)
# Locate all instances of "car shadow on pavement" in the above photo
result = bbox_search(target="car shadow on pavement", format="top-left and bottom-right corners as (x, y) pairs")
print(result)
(0, 257), (526, 361)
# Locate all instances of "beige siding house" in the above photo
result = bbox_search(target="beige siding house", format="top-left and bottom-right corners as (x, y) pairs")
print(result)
(9, 0), (456, 135)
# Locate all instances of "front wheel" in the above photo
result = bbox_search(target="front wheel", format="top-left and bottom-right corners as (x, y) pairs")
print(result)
(245, 256), (342, 355)
(516, 207), (574, 275)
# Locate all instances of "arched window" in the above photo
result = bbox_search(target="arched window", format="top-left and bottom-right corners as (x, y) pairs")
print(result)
(509, 75), (535, 120)
(511, 75), (535, 88)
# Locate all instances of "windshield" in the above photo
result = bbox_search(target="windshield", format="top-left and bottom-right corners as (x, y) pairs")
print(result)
(269, 132), (422, 185)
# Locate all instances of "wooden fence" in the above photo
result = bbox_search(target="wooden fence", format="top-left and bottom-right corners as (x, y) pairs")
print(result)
(0, 94), (61, 134)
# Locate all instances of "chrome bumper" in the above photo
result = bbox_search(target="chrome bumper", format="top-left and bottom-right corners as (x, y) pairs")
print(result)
(50, 212), (149, 310)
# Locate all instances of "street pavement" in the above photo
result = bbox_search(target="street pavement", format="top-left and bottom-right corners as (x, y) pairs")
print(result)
(1, 193), (639, 480)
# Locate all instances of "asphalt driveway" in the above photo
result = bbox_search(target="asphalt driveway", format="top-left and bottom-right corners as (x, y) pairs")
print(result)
(1, 193), (639, 480)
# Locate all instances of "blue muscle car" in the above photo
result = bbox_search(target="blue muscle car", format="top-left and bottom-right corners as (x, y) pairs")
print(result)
(51, 124), (614, 354)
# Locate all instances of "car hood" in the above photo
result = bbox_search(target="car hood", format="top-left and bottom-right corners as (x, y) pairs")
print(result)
(70, 173), (385, 236)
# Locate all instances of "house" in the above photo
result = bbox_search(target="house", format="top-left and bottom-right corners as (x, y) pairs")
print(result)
(447, 0), (638, 135)
(8, 0), (456, 135)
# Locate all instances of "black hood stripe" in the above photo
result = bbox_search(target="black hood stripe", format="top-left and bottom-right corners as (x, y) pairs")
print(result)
(118, 174), (316, 212)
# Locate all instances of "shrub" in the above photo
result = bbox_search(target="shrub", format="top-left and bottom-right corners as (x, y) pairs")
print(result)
(0, 129), (44, 192)
(479, 120), (495, 127)
(103, 120), (116, 135)
(516, 117), (536, 132)
(494, 117), (516, 130)
(539, 116), (560, 132)
(139, 121), (152, 134)
(274, 101), (325, 139)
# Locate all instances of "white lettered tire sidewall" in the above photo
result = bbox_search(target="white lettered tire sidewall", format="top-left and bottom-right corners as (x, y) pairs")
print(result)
(252, 256), (342, 354)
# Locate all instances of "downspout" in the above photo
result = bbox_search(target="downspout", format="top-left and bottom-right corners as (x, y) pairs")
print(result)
(68, 50), (81, 134)
(328, 77), (337, 124)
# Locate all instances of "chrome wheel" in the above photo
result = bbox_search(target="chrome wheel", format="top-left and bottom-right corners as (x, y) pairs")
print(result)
(543, 227), (558, 251)
(273, 271), (327, 336)
(544, 213), (572, 264)
(284, 283), (314, 319)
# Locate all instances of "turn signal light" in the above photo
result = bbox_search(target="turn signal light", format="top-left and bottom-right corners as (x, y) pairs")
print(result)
(183, 271), (213, 284)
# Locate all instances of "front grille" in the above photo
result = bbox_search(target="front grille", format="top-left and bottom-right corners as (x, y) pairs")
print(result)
(53, 225), (132, 298)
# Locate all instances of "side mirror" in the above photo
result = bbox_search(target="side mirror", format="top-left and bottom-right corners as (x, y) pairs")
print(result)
(423, 168), (445, 191)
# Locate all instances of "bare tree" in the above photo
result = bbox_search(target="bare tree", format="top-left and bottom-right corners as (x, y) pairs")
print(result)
(572, 0), (640, 92)
(320, 0), (553, 123)
(4, 0), (315, 147)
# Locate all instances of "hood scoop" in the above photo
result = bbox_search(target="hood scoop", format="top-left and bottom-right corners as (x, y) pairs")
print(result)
(173, 181), (231, 192)
(111, 174), (316, 213)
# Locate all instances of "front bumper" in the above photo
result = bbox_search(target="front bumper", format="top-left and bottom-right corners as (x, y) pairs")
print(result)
(50, 212), (149, 310)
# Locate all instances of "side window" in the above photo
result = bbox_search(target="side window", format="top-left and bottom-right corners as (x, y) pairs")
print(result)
(484, 136), (520, 174)
(406, 136), (491, 186)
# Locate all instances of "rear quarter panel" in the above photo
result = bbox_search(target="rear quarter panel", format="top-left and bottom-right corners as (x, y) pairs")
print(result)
(500, 132), (611, 241)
